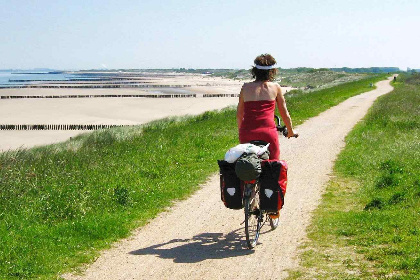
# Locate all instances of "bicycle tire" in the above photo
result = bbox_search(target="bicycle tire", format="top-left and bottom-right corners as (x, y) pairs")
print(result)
(244, 192), (262, 249)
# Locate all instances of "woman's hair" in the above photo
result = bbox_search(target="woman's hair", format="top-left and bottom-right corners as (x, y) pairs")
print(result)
(251, 54), (278, 81)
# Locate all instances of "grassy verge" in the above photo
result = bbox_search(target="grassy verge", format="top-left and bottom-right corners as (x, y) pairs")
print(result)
(284, 74), (388, 125)
(0, 75), (390, 279)
(0, 111), (239, 279)
(209, 67), (377, 88)
(287, 74), (420, 279)
(279, 69), (366, 89)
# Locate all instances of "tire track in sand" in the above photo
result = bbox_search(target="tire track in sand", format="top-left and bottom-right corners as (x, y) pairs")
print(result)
(64, 77), (394, 280)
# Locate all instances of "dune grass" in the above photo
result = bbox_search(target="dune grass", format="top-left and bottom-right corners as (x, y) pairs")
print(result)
(0, 74), (390, 279)
(284, 74), (388, 125)
(279, 69), (366, 89)
(287, 74), (420, 279)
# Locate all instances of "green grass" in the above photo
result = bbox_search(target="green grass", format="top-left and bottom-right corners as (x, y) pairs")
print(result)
(0, 75), (391, 279)
(211, 67), (371, 88)
(284, 74), (388, 125)
(279, 69), (366, 89)
(0, 111), (239, 279)
(287, 74), (420, 279)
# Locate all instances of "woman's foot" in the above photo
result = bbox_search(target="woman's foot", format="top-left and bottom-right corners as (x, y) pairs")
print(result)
(269, 211), (280, 219)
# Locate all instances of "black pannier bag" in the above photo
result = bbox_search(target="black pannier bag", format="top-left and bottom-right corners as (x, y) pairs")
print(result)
(217, 160), (244, 209)
(259, 160), (288, 212)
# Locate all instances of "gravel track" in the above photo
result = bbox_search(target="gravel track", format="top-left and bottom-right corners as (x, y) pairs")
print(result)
(64, 77), (394, 280)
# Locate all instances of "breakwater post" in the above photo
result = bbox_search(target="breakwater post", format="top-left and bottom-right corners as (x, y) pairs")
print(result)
(0, 93), (198, 99)
(0, 124), (129, 131)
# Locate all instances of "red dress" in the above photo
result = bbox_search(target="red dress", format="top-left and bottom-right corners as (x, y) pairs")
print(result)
(239, 100), (280, 160)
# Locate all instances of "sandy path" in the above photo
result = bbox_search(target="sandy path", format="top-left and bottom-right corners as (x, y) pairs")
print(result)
(63, 77), (394, 279)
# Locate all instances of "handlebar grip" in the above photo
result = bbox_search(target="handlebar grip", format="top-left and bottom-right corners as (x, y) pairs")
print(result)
(275, 115), (288, 137)
(276, 125), (288, 137)
(282, 126), (288, 137)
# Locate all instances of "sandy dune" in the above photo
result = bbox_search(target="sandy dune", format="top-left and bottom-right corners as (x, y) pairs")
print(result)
(62, 78), (394, 279)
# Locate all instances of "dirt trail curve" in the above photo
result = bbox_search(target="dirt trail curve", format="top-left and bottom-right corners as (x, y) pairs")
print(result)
(64, 77), (394, 280)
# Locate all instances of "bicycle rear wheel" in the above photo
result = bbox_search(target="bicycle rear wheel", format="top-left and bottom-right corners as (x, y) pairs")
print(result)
(244, 190), (262, 249)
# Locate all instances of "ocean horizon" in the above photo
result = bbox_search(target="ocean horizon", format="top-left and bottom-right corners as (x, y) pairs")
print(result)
(0, 71), (73, 88)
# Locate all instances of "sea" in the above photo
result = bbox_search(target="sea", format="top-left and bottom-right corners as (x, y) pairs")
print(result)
(0, 70), (120, 88)
(0, 70), (78, 88)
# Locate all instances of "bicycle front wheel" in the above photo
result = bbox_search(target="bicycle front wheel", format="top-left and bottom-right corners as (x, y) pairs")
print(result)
(244, 194), (262, 249)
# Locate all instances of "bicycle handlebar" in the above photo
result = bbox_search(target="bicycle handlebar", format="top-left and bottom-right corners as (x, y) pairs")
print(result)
(274, 115), (288, 138)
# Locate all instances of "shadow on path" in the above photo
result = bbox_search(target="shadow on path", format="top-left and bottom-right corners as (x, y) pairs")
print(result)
(129, 228), (253, 263)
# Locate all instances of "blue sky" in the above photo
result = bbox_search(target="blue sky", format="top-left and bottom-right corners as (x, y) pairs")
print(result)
(1, 0), (419, 70)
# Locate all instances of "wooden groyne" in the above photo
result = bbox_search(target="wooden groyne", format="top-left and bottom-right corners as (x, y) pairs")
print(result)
(0, 84), (192, 89)
(0, 124), (129, 131)
(202, 93), (240, 97)
(0, 93), (197, 99)
(8, 79), (111, 82)
(8, 80), (150, 84)
(0, 93), (240, 99)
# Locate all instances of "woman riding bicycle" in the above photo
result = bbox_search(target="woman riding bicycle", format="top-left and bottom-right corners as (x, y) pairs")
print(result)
(237, 54), (298, 160)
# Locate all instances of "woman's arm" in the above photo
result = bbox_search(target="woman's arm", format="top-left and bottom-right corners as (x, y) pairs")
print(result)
(236, 87), (245, 129)
(276, 84), (298, 138)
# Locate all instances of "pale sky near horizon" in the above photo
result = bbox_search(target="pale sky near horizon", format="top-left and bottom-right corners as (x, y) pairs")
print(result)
(1, 0), (419, 70)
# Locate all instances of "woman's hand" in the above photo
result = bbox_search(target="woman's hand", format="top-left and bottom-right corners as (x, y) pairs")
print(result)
(287, 130), (299, 138)
(276, 86), (298, 139)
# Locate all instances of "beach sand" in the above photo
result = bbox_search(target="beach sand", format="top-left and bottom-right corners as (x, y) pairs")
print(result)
(0, 74), (295, 151)
(0, 75), (243, 151)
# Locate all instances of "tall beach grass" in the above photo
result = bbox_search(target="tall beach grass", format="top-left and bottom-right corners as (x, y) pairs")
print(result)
(284, 74), (388, 125)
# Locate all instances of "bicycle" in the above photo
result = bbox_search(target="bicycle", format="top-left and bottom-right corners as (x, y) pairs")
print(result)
(243, 116), (288, 249)
(243, 177), (277, 249)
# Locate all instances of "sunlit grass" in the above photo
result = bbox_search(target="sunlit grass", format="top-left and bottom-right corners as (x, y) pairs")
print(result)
(284, 74), (388, 125)
(280, 69), (366, 89)
(0, 110), (239, 279)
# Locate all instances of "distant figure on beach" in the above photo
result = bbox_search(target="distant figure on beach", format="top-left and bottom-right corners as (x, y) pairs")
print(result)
(236, 54), (298, 160)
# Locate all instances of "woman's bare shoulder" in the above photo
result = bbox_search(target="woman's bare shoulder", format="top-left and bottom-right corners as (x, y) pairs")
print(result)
(242, 81), (255, 88)
(241, 82), (259, 93)
(270, 82), (282, 93)
(268, 81), (281, 88)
